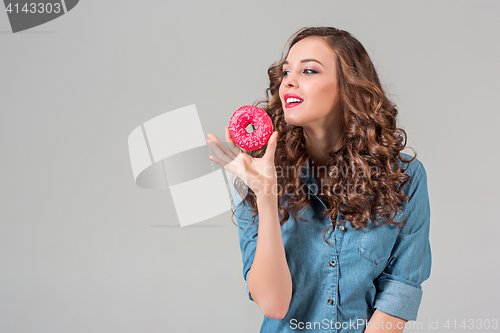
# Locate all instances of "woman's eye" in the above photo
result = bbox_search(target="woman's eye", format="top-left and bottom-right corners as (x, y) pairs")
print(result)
(304, 69), (318, 74)
(282, 69), (317, 77)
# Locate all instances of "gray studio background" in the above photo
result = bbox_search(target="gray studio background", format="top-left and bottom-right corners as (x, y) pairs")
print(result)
(1, 0), (499, 332)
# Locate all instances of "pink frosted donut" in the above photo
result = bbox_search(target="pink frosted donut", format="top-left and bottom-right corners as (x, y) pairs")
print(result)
(229, 105), (273, 151)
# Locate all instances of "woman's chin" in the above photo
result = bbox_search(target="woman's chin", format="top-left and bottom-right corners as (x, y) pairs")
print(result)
(284, 114), (305, 127)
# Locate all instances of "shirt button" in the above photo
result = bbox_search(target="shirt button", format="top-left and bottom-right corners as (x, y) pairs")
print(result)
(338, 225), (345, 231)
(329, 260), (336, 267)
(327, 299), (334, 305)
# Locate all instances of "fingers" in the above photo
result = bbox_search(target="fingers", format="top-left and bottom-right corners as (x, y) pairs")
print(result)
(207, 132), (239, 160)
(225, 126), (242, 156)
(207, 132), (236, 164)
(209, 150), (248, 184)
(262, 131), (278, 163)
(207, 138), (233, 164)
(208, 154), (228, 169)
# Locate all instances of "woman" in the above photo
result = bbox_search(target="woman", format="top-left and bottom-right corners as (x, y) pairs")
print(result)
(207, 27), (431, 333)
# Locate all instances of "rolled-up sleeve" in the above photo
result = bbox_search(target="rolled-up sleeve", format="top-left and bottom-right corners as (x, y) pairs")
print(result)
(374, 159), (432, 321)
(233, 190), (259, 302)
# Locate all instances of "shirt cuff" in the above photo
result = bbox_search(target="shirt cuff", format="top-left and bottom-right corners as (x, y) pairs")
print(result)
(374, 275), (423, 321)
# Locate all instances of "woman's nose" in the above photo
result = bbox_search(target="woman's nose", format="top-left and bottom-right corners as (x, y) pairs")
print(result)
(283, 74), (298, 88)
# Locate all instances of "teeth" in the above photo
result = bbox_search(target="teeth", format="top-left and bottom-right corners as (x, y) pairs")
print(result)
(286, 97), (303, 103)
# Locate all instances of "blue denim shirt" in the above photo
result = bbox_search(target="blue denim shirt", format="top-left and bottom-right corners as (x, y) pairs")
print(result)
(234, 153), (431, 333)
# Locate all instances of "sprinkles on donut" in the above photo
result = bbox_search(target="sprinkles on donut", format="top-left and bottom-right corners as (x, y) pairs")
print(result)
(228, 105), (273, 151)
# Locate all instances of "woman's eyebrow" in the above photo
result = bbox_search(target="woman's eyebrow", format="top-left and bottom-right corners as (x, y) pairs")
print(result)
(283, 59), (323, 66)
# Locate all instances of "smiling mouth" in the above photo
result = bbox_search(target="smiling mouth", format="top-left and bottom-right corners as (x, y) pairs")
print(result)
(284, 96), (304, 108)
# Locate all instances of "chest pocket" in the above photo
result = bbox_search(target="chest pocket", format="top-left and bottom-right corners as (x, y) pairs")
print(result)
(358, 211), (403, 265)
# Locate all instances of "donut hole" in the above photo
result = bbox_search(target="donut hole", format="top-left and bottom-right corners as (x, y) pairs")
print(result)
(245, 123), (256, 133)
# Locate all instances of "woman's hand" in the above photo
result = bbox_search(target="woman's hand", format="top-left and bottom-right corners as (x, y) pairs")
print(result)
(207, 127), (279, 198)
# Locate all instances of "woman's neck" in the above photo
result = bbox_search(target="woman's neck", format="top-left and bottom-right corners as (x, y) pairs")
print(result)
(303, 127), (342, 168)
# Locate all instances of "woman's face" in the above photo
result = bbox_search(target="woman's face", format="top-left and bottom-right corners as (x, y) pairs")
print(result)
(279, 37), (342, 130)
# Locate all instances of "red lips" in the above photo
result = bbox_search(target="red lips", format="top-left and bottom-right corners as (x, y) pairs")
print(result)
(283, 93), (304, 108)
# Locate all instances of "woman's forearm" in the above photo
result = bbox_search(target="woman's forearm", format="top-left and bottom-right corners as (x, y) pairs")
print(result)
(364, 309), (407, 332)
(247, 193), (292, 320)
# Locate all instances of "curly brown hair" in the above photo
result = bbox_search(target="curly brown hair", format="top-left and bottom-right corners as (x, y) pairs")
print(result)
(232, 26), (416, 243)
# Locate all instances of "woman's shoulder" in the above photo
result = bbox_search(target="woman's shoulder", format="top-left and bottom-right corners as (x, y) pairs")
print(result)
(397, 152), (427, 178)
(395, 152), (428, 196)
